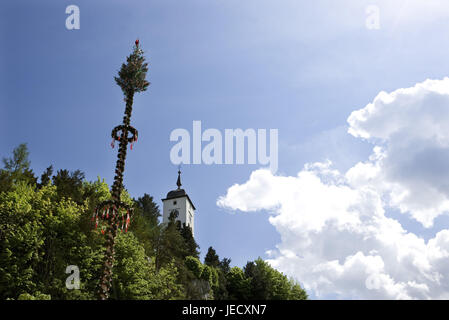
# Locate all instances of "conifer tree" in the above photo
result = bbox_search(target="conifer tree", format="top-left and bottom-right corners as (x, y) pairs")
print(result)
(135, 193), (160, 227)
(38, 165), (53, 188)
(0, 144), (37, 192)
(204, 246), (220, 268)
(181, 224), (200, 258)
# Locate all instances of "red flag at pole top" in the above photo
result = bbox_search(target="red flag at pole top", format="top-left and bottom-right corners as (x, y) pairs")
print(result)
(135, 39), (139, 46)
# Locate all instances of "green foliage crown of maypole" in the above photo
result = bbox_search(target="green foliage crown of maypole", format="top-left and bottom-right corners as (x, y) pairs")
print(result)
(114, 40), (150, 95)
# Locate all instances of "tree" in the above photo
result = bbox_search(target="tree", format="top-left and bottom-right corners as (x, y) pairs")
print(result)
(226, 267), (250, 300)
(134, 193), (160, 227)
(184, 256), (215, 300)
(180, 224), (199, 258)
(0, 144), (37, 192)
(17, 291), (51, 300)
(52, 169), (85, 203)
(243, 258), (307, 300)
(212, 257), (232, 300)
(130, 195), (162, 258)
(155, 210), (188, 270)
(219, 257), (231, 274)
(112, 232), (183, 300)
(2, 143), (30, 173)
(204, 247), (220, 268)
(38, 165), (53, 188)
(0, 183), (44, 298)
(288, 278), (308, 300)
(0, 181), (103, 300)
(185, 256), (203, 278)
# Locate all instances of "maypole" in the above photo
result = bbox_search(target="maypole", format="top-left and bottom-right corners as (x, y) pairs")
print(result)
(93, 40), (150, 300)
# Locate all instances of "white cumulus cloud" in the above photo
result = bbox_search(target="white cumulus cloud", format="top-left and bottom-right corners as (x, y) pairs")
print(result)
(217, 78), (449, 299)
(348, 77), (449, 227)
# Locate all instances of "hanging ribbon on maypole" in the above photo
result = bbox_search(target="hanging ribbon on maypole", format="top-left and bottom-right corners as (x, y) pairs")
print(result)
(92, 200), (133, 233)
(95, 39), (150, 300)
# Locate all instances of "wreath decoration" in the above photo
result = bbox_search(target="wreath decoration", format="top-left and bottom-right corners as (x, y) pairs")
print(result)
(92, 200), (133, 233)
(110, 125), (138, 149)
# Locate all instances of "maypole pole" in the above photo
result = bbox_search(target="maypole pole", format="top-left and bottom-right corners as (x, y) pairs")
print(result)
(93, 39), (150, 300)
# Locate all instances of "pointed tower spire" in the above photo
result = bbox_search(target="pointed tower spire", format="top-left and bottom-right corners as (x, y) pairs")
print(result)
(176, 167), (182, 189)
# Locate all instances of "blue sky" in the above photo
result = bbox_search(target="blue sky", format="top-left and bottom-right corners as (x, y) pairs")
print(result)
(3, 0), (449, 299)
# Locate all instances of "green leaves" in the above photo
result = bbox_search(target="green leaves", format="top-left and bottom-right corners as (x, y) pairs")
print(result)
(185, 256), (204, 278)
(204, 247), (220, 268)
(17, 291), (51, 300)
(243, 258), (308, 300)
(2, 143), (30, 173)
(114, 44), (150, 96)
(0, 144), (37, 193)
(0, 180), (104, 300)
(227, 267), (251, 300)
(112, 232), (183, 300)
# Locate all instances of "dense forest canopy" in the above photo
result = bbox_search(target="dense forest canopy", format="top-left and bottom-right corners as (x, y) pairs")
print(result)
(0, 144), (307, 300)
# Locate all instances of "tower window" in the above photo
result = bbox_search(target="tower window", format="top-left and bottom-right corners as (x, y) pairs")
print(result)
(173, 200), (177, 205)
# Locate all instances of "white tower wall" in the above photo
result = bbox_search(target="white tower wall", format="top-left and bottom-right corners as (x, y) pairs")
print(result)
(162, 196), (195, 236)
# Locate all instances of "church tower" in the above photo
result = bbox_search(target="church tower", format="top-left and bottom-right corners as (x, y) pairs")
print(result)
(162, 169), (196, 236)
